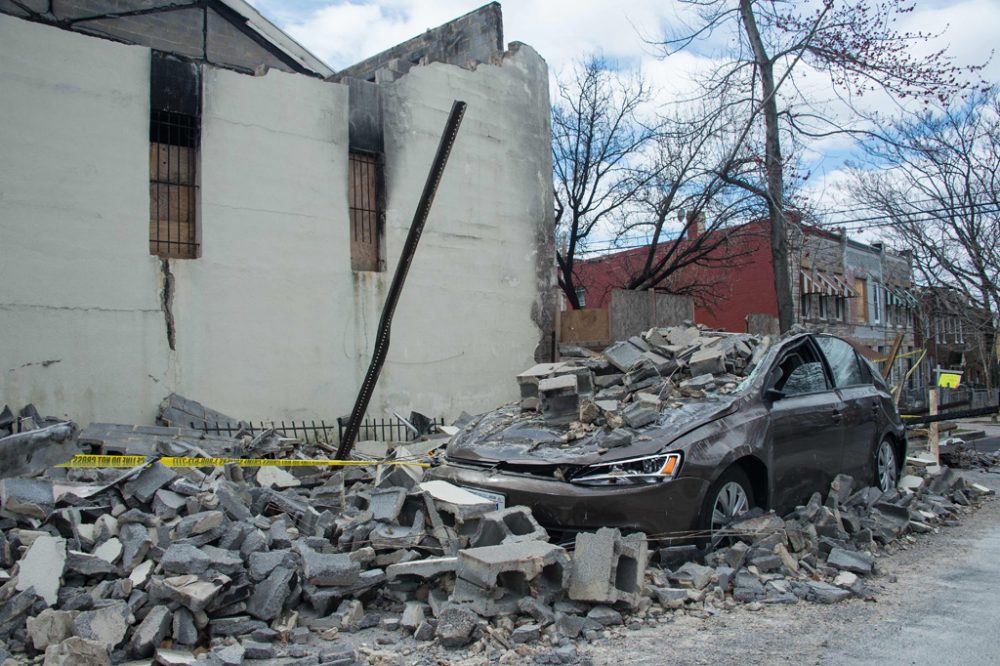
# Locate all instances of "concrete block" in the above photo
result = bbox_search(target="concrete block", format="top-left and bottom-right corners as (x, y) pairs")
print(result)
(621, 403), (657, 429)
(149, 574), (227, 612)
(470, 507), (548, 547)
(434, 605), (479, 648)
(538, 374), (580, 425)
(386, 556), (457, 581)
(826, 547), (874, 575)
(72, 601), (130, 649)
(419, 481), (495, 522)
(246, 566), (294, 621)
(43, 636), (112, 666)
(26, 609), (76, 651)
(161, 544), (212, 575)
(173, 511), (223, 538)
(400, 602), (426, 633)
(130, 605), (171, 658)
(603, 341), (646, 372)
(119, 523), (152, 571)
(454, 541), (570, 615)
(0, 477), (55, 519)
(568, 527), (648, 608)
(200, 546), (244, 575)
(256, 466), (300, 489)
(517, 363), (569, 409)
(171, 608), (198, 646)
(123, 463), (177, 504)
(16, 533), (66, 605)
(669, 561), (714, 590)
(65, 550), (117, 577)
(369, 487), (407, 523)
(688, 347), (726, 376)
(299, 546), (360, 586)
(152, 489), (187, 519)
(94, 537), (122, 564)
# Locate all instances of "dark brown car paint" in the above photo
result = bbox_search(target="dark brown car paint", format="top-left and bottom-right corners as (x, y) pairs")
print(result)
(426, 333), (906, 542)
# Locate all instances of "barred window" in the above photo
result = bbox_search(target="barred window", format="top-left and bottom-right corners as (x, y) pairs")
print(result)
(150, 53), (200, 259)
(348, 151), (384, 272)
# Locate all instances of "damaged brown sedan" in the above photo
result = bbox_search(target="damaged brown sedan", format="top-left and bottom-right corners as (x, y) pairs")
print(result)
(427, 329), (906, 546)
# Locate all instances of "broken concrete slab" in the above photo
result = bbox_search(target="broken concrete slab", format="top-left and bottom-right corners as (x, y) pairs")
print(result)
(0, 421), (77, 480)
(16, 533), (66, 605)
(0, 476), (55, 519)
(72, 601), (130, 649)
(26, 609), (76, 651)
(43, 636), (112, 666)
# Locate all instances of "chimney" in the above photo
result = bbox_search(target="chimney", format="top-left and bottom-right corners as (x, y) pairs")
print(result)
(686, 211), (705, 239)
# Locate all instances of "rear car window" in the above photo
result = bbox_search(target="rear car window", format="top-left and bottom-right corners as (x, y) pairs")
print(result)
(815, 336), (868, 388)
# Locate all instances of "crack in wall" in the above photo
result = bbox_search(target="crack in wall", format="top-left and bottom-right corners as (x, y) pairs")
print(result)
(160, 258), (176, 351)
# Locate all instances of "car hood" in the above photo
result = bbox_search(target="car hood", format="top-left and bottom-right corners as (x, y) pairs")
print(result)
(446, 396), (740, 468)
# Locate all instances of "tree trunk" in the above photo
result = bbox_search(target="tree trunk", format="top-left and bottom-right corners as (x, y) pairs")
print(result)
(740, 0), (795, 332)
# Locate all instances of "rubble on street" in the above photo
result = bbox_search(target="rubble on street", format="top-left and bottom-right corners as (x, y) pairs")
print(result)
(0, 331), (994, 666)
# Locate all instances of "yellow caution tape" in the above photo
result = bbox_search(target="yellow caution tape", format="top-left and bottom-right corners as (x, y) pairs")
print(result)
(57, 454), (429, 469)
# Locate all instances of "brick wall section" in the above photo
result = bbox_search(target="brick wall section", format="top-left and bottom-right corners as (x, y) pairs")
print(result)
(336, 2), (503, 81)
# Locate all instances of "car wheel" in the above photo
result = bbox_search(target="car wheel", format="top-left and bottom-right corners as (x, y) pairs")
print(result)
(874, 438), (899, 492)
(701, 467), (755, 548)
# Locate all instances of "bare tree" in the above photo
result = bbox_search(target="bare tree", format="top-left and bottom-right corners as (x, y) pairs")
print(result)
(845, 90), (1000, 385)
(612, 107), (766, 300)
(552, 55), (661, 309)
(554, 57), (763, 309)
(659, 0), (990, 331)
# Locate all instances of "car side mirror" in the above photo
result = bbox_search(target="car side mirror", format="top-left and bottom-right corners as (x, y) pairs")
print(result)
(764, 388), (785, 402)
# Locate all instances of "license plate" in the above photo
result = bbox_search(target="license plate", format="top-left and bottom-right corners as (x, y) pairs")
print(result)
(463, 487), (506, 511)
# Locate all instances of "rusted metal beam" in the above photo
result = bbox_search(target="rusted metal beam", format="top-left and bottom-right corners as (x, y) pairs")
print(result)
(336, 100), (467, 460)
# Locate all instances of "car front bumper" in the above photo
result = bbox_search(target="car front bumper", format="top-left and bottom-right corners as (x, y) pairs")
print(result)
(426, 461), (709, 543)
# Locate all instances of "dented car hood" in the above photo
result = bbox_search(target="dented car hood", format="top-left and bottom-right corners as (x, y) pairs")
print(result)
(446, 396), (740, 468)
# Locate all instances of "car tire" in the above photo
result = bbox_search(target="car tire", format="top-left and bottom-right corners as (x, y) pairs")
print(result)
(700, 466), (755, 549)
(873, 437), (899, 492)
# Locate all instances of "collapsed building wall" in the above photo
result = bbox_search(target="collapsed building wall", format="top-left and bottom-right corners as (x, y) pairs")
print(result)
(0, 11), (555, 425)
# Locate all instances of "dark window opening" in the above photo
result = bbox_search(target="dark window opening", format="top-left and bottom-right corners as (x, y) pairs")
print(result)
(349, 151), (384, 272)
(150, 53), (201, 259)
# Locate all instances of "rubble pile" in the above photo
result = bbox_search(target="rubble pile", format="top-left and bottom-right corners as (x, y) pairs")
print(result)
(0, 373), (995, 665)
(521, 325), (767, 431)
(649, 468), (993, 611)
(939, 438), (1000, 470)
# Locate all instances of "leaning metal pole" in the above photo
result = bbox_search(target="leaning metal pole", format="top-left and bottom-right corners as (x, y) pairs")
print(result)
(336, 100), (467, 460)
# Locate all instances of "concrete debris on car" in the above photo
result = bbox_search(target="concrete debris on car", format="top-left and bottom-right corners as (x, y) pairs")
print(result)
(0, 384), (993, 665)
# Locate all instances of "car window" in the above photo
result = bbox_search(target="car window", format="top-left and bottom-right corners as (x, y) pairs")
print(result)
(815, 336), (868, 388)
(767, 342), (830, 396)
(780, 362), (828, 395)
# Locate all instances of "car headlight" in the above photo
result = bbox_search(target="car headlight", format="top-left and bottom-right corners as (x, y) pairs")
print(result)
(569, 452), (682, 486)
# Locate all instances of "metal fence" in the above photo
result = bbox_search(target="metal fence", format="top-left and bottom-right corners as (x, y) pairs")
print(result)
(191, 420), (338, 446)
(188, 415), (445, 446)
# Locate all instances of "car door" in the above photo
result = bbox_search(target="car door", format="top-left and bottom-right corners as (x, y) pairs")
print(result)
(765, 338), (846, 513)
(815, 335), (881, 483)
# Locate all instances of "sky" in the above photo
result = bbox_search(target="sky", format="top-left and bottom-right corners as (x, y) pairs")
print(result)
(250, 0), (1000, 242)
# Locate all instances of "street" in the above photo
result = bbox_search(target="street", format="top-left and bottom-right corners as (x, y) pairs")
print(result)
(587, 469), (1000, 666)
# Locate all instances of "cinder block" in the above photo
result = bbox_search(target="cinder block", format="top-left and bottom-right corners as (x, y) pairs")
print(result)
(369, 488), (407, 523)
(470, 507), (548, 548)
(538, 374), (579, 424)
(453, 541), (570, 616)
(568, 527), (648, 608)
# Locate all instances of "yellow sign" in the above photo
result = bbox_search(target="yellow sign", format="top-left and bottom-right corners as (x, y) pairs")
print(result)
(57, 454), (429, 469)
(937, 372), (962, 389)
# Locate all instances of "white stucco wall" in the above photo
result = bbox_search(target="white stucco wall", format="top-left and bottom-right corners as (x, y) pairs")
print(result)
(0, 15), (554, 427)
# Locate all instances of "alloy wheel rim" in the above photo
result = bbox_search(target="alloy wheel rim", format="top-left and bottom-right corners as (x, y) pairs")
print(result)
(877, 441), (898, 492)
(711, 481), (750, 542)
